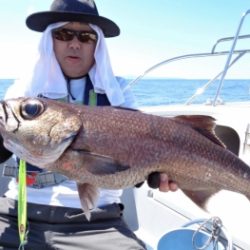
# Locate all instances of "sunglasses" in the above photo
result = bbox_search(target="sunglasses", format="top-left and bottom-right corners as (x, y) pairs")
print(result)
(52, 28), (97, 43)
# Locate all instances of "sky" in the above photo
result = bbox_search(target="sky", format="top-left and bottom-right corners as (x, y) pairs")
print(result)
(1, 0), (250, 79)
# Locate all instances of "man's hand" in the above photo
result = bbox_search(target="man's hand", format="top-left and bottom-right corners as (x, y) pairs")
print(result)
(157, 173), (178, 192)
(135, 172), (178, 192)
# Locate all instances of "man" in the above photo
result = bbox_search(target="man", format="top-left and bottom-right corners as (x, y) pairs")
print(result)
(0, 0), (177, 249)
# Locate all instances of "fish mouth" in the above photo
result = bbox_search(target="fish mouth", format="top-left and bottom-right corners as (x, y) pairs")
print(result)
(0, 101), (7, 125)
(0, 101), (20, 133)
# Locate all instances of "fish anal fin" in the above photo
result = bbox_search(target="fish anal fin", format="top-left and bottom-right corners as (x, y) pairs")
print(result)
(77, 183), (99, 221)
(247, 195), (250, 204)
(174, 115), (226, 148)
(182, 189), (218, 210)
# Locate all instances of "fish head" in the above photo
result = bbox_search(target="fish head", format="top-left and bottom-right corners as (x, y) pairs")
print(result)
(0, 97), (82, 166)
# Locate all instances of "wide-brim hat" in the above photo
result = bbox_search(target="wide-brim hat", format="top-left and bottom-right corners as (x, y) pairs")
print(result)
(26, 0), (120, 37)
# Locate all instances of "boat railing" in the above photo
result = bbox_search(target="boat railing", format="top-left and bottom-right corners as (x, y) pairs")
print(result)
(128, 9), (250, 106)
(213, 9), (250, 106)
(211, 34), (250, 54)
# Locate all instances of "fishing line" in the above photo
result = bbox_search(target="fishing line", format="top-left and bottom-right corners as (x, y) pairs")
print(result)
(18, 159), (28, 249)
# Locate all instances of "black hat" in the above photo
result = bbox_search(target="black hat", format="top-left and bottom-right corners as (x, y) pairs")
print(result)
(26, 0), (120, 37)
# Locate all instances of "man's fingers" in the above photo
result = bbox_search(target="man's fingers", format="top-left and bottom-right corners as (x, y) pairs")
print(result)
(159, 173), (178, 192)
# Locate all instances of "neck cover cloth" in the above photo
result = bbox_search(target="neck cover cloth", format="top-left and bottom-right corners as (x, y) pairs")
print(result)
(6, 22), (125, 106)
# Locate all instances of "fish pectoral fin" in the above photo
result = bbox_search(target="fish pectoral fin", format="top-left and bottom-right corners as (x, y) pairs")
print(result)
(182, 188), (218, 210)
(77, 183), (99, 221)
(80, 151), (130, 175)
(173, 115), (226, 148)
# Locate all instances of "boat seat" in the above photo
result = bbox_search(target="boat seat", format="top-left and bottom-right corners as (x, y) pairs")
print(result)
(215, 125), (240, 155)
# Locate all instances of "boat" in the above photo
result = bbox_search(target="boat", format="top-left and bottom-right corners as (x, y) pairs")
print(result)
(119, 8), (250, 250)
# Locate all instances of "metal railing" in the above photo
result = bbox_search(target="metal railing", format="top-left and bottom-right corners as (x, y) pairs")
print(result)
(127, 9), (250, 106)
(213, 9), (250, 106)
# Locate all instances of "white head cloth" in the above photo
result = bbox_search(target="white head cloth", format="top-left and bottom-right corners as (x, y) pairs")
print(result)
(6, 22), (125, 106)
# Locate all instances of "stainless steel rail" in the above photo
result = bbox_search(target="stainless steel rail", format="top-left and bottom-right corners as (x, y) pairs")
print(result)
(126, 50), (250, 90)
(211, 34), (250, 54)
(185, 51), (247, 105)
(213, 9), (250, 106)
(127, 9), (250, 106)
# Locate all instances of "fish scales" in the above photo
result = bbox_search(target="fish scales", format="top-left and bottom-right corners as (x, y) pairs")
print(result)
(0, 97), (249, 220)
(42, 103), (250, 197)
(74, 105), (249, 188)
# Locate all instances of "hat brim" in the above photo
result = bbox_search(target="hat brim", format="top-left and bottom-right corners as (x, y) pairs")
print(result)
(26, 11), (120, 37)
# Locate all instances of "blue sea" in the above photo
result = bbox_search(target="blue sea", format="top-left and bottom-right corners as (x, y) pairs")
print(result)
(1, 78), (250, 106)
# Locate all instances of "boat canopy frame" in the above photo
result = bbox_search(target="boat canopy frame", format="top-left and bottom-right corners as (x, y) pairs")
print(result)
(128, 9), (250, 106)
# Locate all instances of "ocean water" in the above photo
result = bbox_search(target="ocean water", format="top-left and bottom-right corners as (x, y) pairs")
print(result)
(1, 78), (250, 106)
(0, 79), (14, 100)
(130, 78), (250, 107)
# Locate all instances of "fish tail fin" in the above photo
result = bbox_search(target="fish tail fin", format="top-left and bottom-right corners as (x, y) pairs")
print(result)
(182, 189), (218, 210)
(77, 183), (99, 221)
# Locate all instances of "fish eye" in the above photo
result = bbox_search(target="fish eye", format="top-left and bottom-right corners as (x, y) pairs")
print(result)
(21, 99), (44, 119)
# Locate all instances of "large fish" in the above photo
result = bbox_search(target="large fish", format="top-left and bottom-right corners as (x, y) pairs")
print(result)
(0, 97), (249, 219)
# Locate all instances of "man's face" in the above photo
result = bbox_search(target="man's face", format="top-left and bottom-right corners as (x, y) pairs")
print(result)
(53, 22), (96, 78)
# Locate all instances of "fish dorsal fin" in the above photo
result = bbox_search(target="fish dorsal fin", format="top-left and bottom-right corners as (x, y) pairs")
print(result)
(173, 115), (226, 148)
